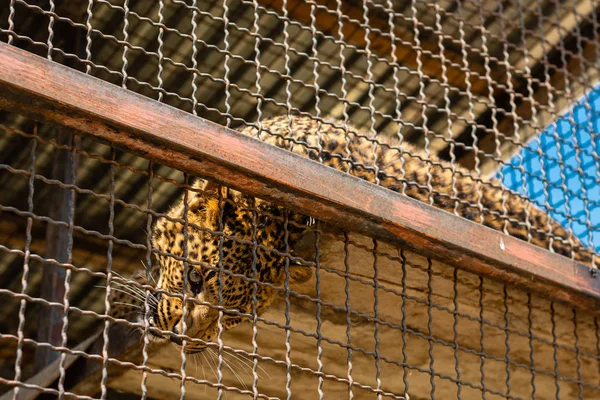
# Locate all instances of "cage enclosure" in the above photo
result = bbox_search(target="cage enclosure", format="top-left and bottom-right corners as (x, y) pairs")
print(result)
(0, 0), (599, 399)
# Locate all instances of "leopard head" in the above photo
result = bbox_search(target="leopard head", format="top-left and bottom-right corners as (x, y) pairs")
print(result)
(146, 181), (312, 353)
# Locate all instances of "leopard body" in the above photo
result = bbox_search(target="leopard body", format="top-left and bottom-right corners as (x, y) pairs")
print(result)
(110, 115), (592, 353)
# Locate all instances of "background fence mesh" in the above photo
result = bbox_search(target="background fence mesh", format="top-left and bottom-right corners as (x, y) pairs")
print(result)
(0, 0), (599, 399)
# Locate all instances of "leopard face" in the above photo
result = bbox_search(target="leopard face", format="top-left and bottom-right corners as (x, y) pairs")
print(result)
(145, 181), (312, 353)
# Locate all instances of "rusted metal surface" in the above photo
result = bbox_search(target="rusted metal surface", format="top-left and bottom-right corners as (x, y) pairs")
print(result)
(0, 42), (599, 314)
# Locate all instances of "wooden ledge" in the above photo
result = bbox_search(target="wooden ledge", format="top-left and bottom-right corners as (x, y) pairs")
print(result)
(0, 41), (598, 311)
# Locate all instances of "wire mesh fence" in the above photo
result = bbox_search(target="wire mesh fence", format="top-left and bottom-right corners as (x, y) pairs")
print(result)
(0, 0), (599, 399)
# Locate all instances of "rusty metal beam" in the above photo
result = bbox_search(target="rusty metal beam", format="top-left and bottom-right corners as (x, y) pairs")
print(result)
(0, 42), (599, 315)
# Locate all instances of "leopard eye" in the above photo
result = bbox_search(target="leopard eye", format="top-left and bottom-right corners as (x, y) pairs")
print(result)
(187, 268), (203, 294)
(188, 268), (202, 283)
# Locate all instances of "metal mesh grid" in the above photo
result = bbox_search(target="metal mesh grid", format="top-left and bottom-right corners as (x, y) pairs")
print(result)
(1, 0), (598, 257)
(0, 114), (599, 399)
(0, 114), (600, 399)
(0, 115), (598, 399)
(0, 0), (599, 399)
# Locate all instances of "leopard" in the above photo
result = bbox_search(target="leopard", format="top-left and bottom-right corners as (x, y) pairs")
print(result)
(109, 115), (594, 354)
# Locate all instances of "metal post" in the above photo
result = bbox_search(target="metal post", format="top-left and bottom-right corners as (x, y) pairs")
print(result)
(33, 129), (78, 373)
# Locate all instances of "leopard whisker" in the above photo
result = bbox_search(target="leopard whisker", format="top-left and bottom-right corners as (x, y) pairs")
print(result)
(203, 349), (218, 381)
(110, 281), (158, 306)
(200, 353), (206, 384)
(224, 349), (268, 380)
(209, 348), (247, 392)
(100, 285), (156, 310)
(107, 286), (147, 303)
(231, 349), (265, 375)
(200, 352), (209, 395)
(111, 271), (151, 291)
(94, 285), (146, 302)
(113, 301), (143, 309)
(111, 272), (157, 300)
(222, 354), (253, 383)
(216, 349), (248, 390)
(140, 260), (157, 284)
(96, 281), (143, 299)
(192, 353), (198, 380)
(221, 350), (249, 373)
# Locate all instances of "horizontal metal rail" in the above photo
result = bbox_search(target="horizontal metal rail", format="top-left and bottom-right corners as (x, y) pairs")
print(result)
(0, 41), (598, 313)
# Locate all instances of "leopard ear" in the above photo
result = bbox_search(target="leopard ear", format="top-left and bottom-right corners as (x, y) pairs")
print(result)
(198, 181), (232, 230)
(287, 262), (312, 284)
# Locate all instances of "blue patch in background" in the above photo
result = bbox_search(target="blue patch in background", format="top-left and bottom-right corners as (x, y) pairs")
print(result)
(499, 87), (600, 254)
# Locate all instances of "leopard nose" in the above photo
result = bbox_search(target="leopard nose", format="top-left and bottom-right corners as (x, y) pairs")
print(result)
(144, 306), (159, 327)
